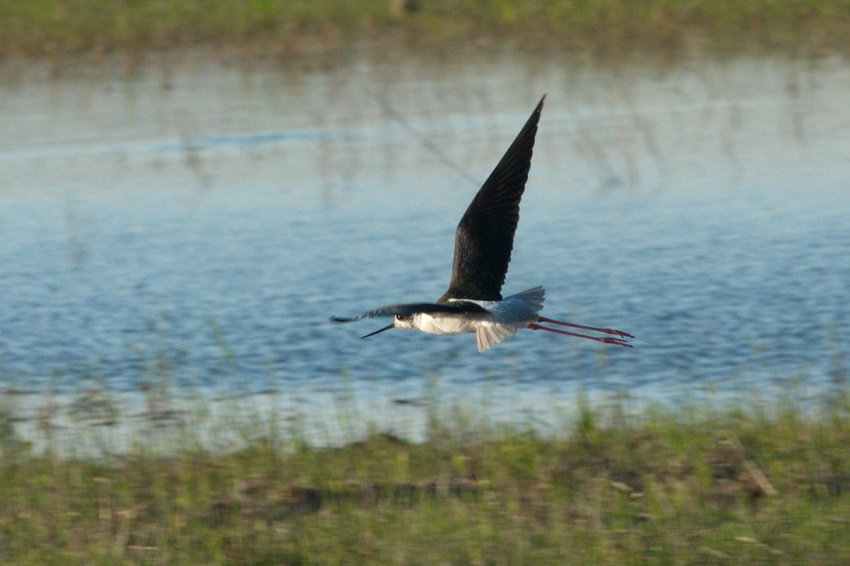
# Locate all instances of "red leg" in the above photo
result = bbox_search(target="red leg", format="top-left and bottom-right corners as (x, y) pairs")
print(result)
(528, 323), (633, 347)
(537, 316), (634, 339)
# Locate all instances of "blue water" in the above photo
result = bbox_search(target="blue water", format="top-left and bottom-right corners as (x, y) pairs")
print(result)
(1, 54), (849, 417)
(2, 178), (847, 398)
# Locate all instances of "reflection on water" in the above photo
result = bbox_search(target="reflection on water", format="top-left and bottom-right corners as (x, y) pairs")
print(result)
(1, 51), (849, 444)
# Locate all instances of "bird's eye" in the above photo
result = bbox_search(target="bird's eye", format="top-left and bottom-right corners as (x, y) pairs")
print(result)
(395, 315), (410, 321)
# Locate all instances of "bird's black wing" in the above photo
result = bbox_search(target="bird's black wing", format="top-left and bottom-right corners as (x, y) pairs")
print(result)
(331, 301), (487, 323)
(438, 95), (545, 303)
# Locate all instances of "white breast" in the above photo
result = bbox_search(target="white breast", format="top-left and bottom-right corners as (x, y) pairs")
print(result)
(411, 313), (481, 335)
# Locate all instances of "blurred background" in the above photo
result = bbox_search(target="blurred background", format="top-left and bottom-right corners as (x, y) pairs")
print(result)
(1, 1), (849, 449)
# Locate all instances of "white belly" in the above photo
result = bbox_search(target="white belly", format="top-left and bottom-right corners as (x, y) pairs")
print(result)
(412, 313), (481, 335)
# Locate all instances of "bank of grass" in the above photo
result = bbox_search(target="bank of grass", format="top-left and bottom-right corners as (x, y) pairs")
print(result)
(2, 0), (850, 63)
(1, 386), (849, 564)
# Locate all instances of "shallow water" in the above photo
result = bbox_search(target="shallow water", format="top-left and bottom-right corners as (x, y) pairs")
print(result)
(1, 52), (849, 444)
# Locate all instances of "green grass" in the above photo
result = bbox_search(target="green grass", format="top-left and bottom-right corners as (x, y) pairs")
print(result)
(1, 385), (849, 564)
(2, 0), (850, 62)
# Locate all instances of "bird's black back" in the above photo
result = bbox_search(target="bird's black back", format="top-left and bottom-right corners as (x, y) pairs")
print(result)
(331, 301), (488, 322)
(438, 96), (544, 303)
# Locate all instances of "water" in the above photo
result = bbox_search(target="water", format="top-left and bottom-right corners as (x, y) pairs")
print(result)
(1, 52), (849, 444)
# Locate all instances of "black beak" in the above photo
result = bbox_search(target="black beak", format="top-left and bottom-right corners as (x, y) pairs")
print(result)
(361, 323), (394, 339)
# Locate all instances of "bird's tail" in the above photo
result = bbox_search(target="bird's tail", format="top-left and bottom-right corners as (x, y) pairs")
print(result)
(498, 286), (545, 320)
(474, 287), (546, 352)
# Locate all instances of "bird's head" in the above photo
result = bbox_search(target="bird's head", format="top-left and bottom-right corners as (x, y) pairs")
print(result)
(392, 314), (415, 330)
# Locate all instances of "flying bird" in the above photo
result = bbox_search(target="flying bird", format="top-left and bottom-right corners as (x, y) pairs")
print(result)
(333, 96), (633, 352)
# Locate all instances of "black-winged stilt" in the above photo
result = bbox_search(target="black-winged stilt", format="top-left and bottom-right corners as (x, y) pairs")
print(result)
(332, 96), (633, 352)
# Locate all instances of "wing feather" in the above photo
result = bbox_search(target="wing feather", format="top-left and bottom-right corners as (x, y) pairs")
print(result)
(438, 96), (545, 303)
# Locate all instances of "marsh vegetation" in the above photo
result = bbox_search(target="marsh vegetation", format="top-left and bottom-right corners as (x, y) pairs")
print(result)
(2, 382), (849, 564)
(3, 0), (850, 64)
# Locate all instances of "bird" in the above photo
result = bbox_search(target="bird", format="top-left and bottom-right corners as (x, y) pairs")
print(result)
(332, 96), (633, 352)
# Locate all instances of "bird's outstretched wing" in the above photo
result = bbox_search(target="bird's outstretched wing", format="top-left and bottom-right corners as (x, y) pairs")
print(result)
(438, 95), (545, 303)
(331, 301), (486, 323)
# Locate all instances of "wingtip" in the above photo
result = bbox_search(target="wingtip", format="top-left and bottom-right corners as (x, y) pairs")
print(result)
(536, 94), (546, 111)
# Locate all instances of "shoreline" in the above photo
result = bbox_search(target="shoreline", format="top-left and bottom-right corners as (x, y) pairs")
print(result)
(3, 1), (850, 66)
(3, 371), (842, 458)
